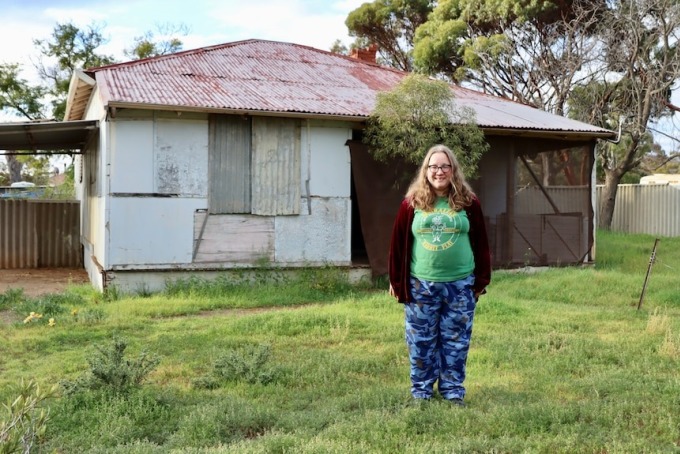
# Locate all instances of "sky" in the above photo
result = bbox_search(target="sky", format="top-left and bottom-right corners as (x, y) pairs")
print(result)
(1, 0), (678, 156)
(0, 0), (365, 85)
(0, 0), (367, 171)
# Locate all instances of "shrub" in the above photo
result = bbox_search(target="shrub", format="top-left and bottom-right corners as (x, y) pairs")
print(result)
(0, 380), (57, 453)
(193, 344), (277, 388)
(61, 337), (160, 395)
(0, 289), (25, 311)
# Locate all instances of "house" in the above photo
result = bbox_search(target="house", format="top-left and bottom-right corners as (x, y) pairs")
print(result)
(15, 39), (613, 292)
(639, 174), (680, 185)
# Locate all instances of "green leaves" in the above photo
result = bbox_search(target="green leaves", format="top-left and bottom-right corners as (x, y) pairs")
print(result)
(0, 379), (57, 454)
(363, 74), (488, 177)
(0, 63), (46, 120)
(60, 337), (161, 396)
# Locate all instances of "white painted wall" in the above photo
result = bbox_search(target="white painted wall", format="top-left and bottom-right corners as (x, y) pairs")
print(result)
(275, 197), (351, 265)
(280, 122), (353, 264)
(109, 112), (209, 196)
(109, 119), (154, 193)
(108, 197), (206, 265)
(81, 109), (357, 290)
(303, 122), (352, 197)
(154, 118), (208, 196)
(106, 111), (209, 266)
(79, 88), (108, 284)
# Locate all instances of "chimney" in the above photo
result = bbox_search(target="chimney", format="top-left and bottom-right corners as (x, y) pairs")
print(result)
(350, 44), (378, 63)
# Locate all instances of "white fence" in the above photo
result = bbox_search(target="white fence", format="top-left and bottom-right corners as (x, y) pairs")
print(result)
(596, 184), (680, 237)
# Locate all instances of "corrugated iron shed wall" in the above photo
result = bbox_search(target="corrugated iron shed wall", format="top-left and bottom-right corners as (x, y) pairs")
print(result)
(35, 201), (82, 267)
(0, 200), (81, 269)
(598, 184), (680, 237)
(0, 200), (37, 268)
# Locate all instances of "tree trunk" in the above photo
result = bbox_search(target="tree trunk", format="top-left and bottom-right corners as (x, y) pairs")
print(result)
(7, 155), (23, 183)
(598, 170), (622, 229)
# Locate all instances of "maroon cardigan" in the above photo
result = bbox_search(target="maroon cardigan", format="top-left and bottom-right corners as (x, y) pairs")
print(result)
(388, 196), (491, 303)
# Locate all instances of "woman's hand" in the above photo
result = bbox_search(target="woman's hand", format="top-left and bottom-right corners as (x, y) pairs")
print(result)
(389, 284), (396, 298)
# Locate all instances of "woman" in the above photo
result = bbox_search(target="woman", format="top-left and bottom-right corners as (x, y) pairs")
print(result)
(388, 144), (491, 406)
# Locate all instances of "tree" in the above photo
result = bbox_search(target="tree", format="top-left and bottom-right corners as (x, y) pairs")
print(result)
(363, 74), (488, 177)
(405, 0), (680, 229)
(330, 39), (349, 55)
(33, 22), (116, 120)
(0, 63), (47, 182)
(124, 23), (187, 60)
(1, 22), (185, 185)
(345, 0), (434, 71)
(0, 23), (114, 184)
(568, 0), (680, 228)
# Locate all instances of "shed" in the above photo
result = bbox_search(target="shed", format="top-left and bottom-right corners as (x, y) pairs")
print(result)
(24, 39), (615, 291)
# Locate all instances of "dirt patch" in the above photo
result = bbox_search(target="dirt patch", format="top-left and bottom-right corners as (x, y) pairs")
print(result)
(0, 268), (90, 298)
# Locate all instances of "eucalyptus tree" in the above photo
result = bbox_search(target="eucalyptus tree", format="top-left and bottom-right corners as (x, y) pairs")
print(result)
(124, 23), (187, 60)
(1, 22), (185, 184)
(33, 22), (117, 121)
(576, 0), (680, 228)
(0, 63), (48, 182)
(346, 0), (680, 229)
(345, 0), (434, 71)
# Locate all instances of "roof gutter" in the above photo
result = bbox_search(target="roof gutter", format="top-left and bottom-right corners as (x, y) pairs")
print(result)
(106, 102), (368, 123)
(480, 126), (617, 141)
(105, 102), (617, 141)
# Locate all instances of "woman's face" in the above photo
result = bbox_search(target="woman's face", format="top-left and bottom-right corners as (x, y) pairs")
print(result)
(426, 151), (452, 196)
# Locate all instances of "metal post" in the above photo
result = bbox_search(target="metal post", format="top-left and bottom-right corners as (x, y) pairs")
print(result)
(637, 238), (660, 311)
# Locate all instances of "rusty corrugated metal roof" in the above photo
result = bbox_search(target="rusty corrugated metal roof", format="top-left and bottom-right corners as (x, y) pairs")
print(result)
(69, 39), (614, 138)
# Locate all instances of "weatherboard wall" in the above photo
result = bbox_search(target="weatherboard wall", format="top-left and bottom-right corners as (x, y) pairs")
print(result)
(81, 110), (353, 290)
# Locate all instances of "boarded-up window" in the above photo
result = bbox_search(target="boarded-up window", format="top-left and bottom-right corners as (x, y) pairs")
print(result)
(208, 115), (301, 215)
(156, 118), (208, 196)
(252, 117), (301, 215)
(209, 115), (251, 214)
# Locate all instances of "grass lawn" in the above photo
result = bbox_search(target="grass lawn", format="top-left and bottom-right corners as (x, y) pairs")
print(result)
(1, 231), (679, 453)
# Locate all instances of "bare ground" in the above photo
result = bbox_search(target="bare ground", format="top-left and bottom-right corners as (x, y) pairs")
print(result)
(0, 268), (90, 298)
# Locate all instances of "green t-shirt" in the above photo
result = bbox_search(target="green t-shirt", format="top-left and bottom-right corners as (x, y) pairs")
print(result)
(410, 197), (475, 282)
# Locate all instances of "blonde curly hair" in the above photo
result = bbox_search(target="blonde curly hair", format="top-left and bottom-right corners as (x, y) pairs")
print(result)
(406, 144), (475, 211)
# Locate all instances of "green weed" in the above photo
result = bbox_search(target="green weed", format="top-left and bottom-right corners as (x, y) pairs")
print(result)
(0, 288), (25, 311)
(60, 337), (160, 395)
(0, 380), (57, 454)
(193, 344), (277, 389)
(0, 231), (678, 452)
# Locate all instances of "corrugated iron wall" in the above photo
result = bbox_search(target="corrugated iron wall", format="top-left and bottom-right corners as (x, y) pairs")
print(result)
(251, 117), (301, 215)
(597, 184), (680, 237)
(209, 115), (252, 214)
(515, 186), (590, 215)
(0, 200), (81, 269)
(0, 200), (38, 268)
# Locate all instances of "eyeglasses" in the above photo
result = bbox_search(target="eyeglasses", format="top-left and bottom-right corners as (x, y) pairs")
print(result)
(428, 164), (452, 173)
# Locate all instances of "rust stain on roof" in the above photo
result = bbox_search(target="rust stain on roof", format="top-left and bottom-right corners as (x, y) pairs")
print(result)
(70, 39), (613, 137)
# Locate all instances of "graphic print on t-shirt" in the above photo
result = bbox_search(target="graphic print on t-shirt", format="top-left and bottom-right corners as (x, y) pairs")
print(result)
(415, 207), (462, 252)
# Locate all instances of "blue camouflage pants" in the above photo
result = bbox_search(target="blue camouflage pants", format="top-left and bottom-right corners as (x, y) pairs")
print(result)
(404, 274), (477, 400)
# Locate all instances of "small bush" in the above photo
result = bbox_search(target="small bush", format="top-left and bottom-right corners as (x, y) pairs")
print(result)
(193, 344), (277, 388)
(102, 286), (120, 302)
(61, 337), (160, 395)
(0, 288), (25, 311)
(168, 398), (276, 448)
(0, 380), (57, 453)
(76, 307), (107, 325)
(31, 293), (80, 316)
